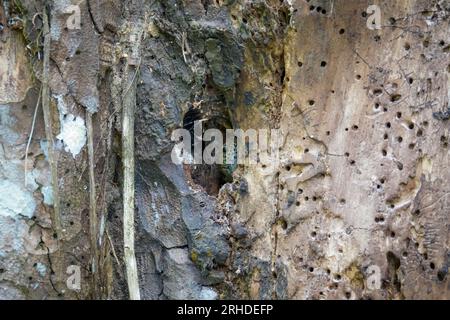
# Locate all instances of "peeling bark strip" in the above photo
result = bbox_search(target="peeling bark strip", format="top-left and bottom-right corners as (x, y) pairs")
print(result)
(86, 112), (99, 298)
(121, 18), (145, 300)
(122, 63), (140, 300)
(1, 0), (450, 300)
(42, 8), (61, 238)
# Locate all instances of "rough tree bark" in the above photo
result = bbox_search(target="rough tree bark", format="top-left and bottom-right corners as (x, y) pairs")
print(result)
(0, 0), (448, 300)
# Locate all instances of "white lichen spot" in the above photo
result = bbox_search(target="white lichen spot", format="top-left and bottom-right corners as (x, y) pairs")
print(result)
(199, 287), (218, 300)
(50, 15), (62, 41)
(99, 214), (105, 246)
(80, 96), (99, 113)
(35, 262), (47, 277)
(57, 114), (87, 157)
(0, 105), (20, 144)
(0, 180), (36, 218)
(41, 186), (54, 206)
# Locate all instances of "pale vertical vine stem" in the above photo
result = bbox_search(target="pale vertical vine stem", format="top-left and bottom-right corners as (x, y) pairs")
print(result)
(24, 87), (41, 186)
(122, 60), (140, 300)
(86, 111), (99, 298)
(42, 9), (62, 238)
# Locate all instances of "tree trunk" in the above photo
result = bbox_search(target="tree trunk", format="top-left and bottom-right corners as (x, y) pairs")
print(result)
(0, 0), (448, 300)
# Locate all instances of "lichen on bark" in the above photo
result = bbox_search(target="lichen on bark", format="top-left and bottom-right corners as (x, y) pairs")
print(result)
(0, 0), (449, 300)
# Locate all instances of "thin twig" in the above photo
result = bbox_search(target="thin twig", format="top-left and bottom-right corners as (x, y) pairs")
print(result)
(24, 87), (42, 186)
(106, 229), (123, 270)
(352, 49), (372, 68)
(42, 9), (62, 237)
(86, 111), (100, 298)
(120, 21), (145, 299)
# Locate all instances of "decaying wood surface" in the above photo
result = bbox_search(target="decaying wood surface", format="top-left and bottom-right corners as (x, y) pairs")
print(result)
(0, 0), (448, 300)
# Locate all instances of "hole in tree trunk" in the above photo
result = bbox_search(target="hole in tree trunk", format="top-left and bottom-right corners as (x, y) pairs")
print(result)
(183, 105), (234, 196)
